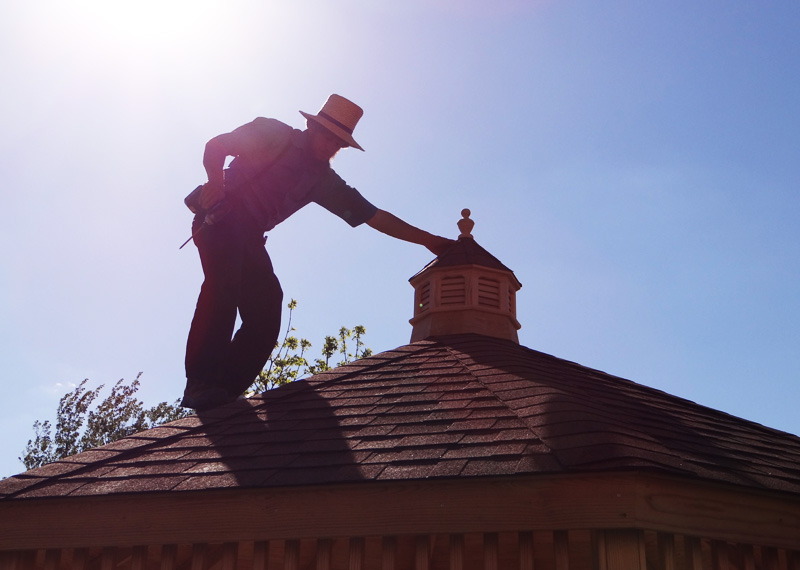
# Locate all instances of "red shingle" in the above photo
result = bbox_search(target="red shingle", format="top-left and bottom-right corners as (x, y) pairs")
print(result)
(3, 333), (800, 501)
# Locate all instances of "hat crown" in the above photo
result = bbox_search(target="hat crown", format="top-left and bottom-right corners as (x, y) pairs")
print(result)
(300, 94), (365, 151)
(318, 94), (363, 135)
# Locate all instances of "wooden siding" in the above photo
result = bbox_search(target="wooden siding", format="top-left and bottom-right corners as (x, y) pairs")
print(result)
(3, 473), (800, 569)
(2, 531), (799, 570)
(4, 473), (800, 551)
(2, 473), (800, 570)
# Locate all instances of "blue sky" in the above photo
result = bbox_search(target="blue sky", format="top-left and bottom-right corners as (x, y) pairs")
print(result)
(2, 1), (799, 477)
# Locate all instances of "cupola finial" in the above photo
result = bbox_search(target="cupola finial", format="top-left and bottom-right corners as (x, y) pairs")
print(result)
(457, 208), (474, 238)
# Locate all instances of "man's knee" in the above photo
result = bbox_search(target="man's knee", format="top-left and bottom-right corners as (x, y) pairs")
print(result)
(269, 273), (283, 302)
(262, 274), (283, 316)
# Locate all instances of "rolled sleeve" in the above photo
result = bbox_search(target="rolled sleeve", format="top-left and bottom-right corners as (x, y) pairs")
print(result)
(312, 170), (378, 227)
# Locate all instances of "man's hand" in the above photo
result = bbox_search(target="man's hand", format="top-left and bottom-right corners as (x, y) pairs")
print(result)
(200, 133), (234, 211)
(199, 180), (225, 210)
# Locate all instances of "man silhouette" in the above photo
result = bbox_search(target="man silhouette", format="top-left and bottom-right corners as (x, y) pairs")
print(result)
(182, 94), (452, 410)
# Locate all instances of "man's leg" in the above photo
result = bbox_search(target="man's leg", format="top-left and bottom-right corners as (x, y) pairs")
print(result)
(223, 239), (283, 397)
(183, 217), (244, 407)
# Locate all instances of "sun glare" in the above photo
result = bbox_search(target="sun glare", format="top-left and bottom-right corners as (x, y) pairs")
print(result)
(71, 0), (214, 54)
(25, 0), (300, 87)
(24, 0), (226, 73)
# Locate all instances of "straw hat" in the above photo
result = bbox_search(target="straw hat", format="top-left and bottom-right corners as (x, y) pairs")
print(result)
(300, 94), (365, 151)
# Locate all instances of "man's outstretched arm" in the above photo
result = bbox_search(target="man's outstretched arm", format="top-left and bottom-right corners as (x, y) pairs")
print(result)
(366, 209), (454, 256)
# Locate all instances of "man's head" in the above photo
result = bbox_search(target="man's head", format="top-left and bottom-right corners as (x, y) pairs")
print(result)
(306, 121), (349, 162)
(300, 94), (365, 156)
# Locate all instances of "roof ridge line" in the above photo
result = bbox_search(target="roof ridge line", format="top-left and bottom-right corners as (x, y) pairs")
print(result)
(438, 341), (566, 470)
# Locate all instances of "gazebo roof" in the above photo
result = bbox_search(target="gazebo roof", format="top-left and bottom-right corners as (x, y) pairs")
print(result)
(3, 333), (800, 501)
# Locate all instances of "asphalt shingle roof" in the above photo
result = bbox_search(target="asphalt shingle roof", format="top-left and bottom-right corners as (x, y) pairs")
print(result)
(3, 334), (800, 500)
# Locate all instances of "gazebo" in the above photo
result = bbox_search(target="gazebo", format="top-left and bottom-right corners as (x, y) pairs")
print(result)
(2, 211), (799, 570)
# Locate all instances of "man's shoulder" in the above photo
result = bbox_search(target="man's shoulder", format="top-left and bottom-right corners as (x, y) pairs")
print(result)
(251, 117), (307, 151)
(249, 117), (295, 137)
(231, 118), (297, 165)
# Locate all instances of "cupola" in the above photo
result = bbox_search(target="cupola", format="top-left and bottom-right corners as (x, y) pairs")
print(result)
(409, 209), (522, 343)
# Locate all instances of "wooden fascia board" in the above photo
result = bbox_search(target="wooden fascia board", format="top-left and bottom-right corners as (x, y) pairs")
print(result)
(1, 472), (799, 551)
(630, 472), (800, 549)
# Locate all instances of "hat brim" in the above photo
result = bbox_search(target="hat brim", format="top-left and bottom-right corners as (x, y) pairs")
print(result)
(300, 111), (364, 151)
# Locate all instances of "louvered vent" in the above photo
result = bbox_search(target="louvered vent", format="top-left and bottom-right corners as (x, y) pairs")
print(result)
(417, 280), (431, 313)
(477, 277), (501, 309)
(440, 276), (466, 305)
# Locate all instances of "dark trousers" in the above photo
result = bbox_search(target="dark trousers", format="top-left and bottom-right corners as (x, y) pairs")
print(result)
(184, 211), (283, 399)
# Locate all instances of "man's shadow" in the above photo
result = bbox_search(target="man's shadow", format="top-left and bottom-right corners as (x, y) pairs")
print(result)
(190, 375), (362, 489)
